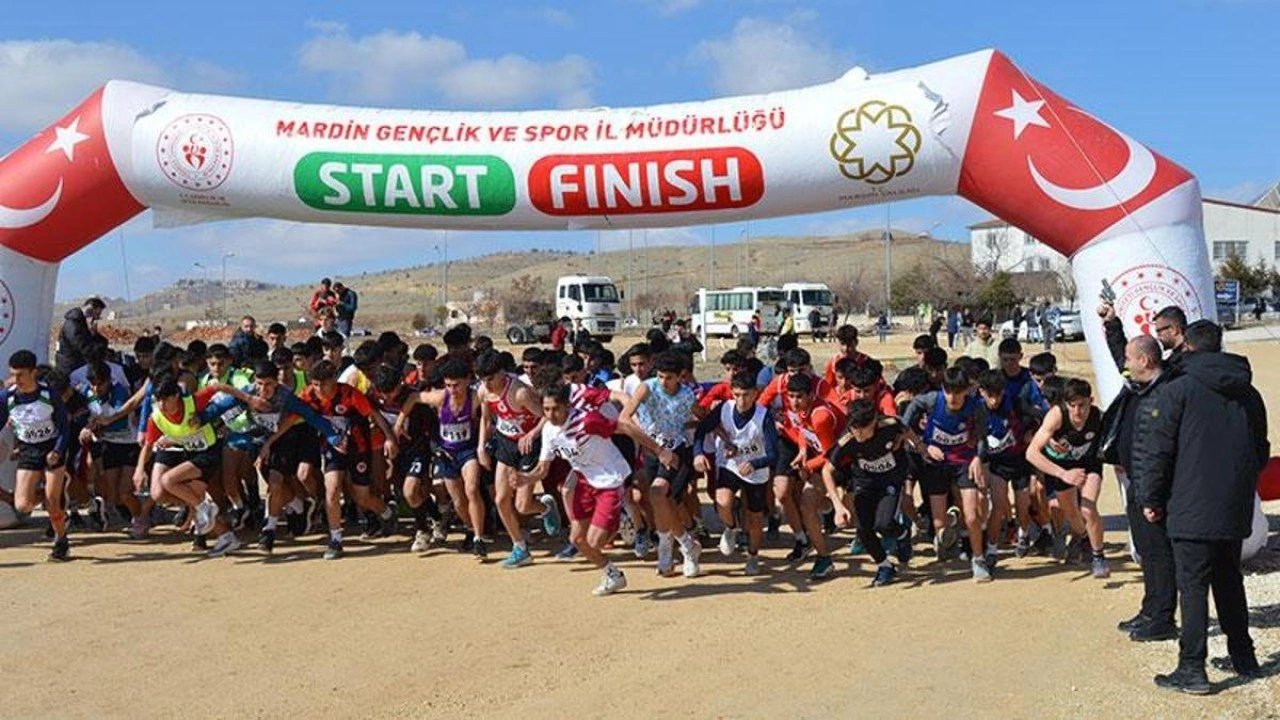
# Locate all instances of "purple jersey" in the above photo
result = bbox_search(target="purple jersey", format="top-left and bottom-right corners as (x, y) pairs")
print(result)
(437, 387), (477, 453)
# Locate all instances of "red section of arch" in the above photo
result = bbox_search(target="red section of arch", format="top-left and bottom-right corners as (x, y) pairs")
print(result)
(0, 87), (143, 263)
(958, 52), (1192, 258)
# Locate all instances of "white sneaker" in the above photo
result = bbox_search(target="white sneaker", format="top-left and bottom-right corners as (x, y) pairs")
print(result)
(745, 555), (761, 576)
(656, 534), (675, 575)
(194, 500), (217, 536)
(681, 539), (702, 578)
(411, 530), (431, 553)
(592, 570), (628, 596)
(718, 527), (737, 557)
(207, 532), (241, 558)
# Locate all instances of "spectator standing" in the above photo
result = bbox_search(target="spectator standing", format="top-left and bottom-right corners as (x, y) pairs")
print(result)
(1132, 321), (1267, 694)
(333, 282), (359, 336)
(1027, 304), (1041, 343)
(808, 308), (823, 343)
(928, 312), (943, 346)
(229, 315), (268, 366)
(550, 317), (571, 352)
(875, 311), (889, 343)
(748, 311), (762, 348)
(945, 306), (960, 349)
(1039, 302), (1058, 351)
(309, 278), (337, 325)
(961, 317), (1000, 366)
(56, 297), (105, 374)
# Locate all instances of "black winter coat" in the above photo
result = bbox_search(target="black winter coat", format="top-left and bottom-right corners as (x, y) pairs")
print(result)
(1131, 351), (1268, 540)
(55, 307), (94, 374)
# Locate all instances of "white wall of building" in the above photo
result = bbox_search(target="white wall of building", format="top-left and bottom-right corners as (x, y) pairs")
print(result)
(970, 198), (1280, 274)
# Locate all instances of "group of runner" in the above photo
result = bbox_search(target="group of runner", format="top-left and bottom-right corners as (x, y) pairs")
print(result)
(1, 317), (1112, 593)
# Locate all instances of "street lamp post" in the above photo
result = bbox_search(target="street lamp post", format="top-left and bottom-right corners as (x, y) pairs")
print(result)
(221, 251), (235, 318)
(709, 225), (717, 289)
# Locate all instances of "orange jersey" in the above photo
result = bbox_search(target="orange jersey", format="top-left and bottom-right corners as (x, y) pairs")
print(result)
(784, 401), (842, 472)
(758, 371), (828, 433)
(823, 350), (870, 388)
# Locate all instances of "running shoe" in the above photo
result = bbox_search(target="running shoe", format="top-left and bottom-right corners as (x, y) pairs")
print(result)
(634, 531), (652, 559)
(765, 513), (781, 541)
(48, 536), (70, 562)
(786, 538), (811, 562)
(472, 537), (489, 561)
(1091, 556), (1111, 579)
(501, 544), (532, 569)
(848, 537), (866, 556)
(1052, 529), (1069, 561)
(1065, 534), (1087, 564)
(361, 513), (379, 540)
(821, 511), (837, 536)
(411, 530), (432, 553)
(191, 535), (208, 551)
(656, 534), (675, 576)
(539, 494), (562, 537)
(193, 500), (217, 536)
(380, 512), (398, 538)
(592, 570), (628, 596)
(430, 519), (448, 544)
(208, 532), (242, 558)
(718, 527), (738, 558)
(1014, 531), (1030, 559)
(872, 564), (897, 587)
(971, 557), (993, 583)
(895, 527), (914, 565)
(808, 555), (835, 581)
(681, 539), (702, 578)
(173, 505), (190, 529)
(938, 523), (959, 557)
(461, 531), (475, 552)
(555, 543), (579, 561)
(745, 555), (762, 576)
(617, 513), (637, 547)
(257, 529), (276, 554)
(129, 516), (150, 540)
(228, 507), (246, 532)
(1034, 527), (1055, 556)
(985, 550), (999, 573)
(694, 521), (713, 547)
(324, 538), (344, 560)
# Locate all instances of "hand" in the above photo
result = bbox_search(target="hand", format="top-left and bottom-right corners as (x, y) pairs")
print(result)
(737, 461), (754, 477)
(478, 449), (493, 471)
(1063, 468), (1087, 487)
(970, 458), (987, 489)
(394, 420), (410, 441)
(518, 433), (535, 455)
(1048, 438), (1069, 455)
(46, 451), (61, 468)
(384, 438), (399, 461)
(248, 396), (272, 413)
(833, 504), (852, 528)
(1096, 302), (1115, 321)
(332, 436), (349, 455)
(723, 443), (740, 459)
(132, 469), (147, 491)
(658, 448), (679, 469)
(693, 454), (711, 474)
(78, 428), (95, 445)
(1143, 506), (1163, 523)
(926, 445), (945, 462)
(256, 444), (271, 468)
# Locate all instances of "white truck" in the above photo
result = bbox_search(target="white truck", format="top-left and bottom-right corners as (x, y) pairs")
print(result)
(783, 281), (836, 333)
(556, 274), (621, 342)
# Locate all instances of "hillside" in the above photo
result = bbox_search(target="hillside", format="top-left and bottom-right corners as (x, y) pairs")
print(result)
(87, 231), (971, 333)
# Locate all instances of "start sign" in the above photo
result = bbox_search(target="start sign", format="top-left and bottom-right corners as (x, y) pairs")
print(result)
(294, 153), (516, 216)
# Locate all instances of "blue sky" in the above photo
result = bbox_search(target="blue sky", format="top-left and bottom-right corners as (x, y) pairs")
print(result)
(2, 0), (1277, 300)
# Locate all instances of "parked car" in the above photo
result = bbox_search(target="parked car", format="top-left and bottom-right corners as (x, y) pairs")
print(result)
(1055, 310), (1084, 341)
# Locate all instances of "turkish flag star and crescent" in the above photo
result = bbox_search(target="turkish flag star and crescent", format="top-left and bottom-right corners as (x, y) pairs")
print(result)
(958, 52), (1193, 258)
(0, 88), (144, 263)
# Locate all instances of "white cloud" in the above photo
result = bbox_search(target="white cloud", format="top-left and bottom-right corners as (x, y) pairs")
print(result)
(299, 25), (595, 108)
(692, 17), (847, 95)
(0, 39), (239, 133)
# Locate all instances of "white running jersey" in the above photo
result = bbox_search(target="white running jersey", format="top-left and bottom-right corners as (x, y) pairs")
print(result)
(708, 402), (770, 485)
(540, 409), (630, 490)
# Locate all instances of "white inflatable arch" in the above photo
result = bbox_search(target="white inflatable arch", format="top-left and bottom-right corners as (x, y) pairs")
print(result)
(0, 48), (1267, 554)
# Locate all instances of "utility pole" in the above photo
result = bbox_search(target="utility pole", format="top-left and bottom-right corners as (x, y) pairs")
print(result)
(221, 251), (235, 319)
(709, 225), (717, 289)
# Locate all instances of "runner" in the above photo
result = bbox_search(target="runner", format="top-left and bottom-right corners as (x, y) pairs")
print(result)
(901, 367), (991, 580)
(80, 361), (141, 535)
(820, 399), (914, 586)
(823, 324), (870, 387)
(692, 371), (778, 575)
(975, 369), (1030, 570)
(475, 350), (561, 568)
(771, 373), (843, 580)
(1, 351), (72, 561)
(398, 358), (487, 556)
(518, 383), (671, 595)
(371, 364), (439, 553)
(1025, 378), (1110, 578)
(619, 350), (704, 577)
(300, 360), (400, 560)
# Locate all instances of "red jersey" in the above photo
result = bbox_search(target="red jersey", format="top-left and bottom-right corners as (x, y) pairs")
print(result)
(825, 382), (897, 418)
(697, 380), (734, 410)
(487, 375), (540, 440)
(304, 383), (374, 452)
(823, 350), (871, 388)
(785, 400), (842, 472)
(758, 370), (829, 433)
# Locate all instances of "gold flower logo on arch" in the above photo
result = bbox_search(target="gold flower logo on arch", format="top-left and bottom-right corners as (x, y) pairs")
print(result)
(829, 100), (922, 185)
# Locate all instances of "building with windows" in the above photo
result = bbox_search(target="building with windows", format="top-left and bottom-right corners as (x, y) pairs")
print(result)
(969, 187), (1280, 275)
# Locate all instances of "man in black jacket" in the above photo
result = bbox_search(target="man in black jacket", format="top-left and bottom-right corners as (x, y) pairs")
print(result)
(55, 297), (105, 373)
(1132, 321), (1266, 693)
(1100, 334), (1180, 642)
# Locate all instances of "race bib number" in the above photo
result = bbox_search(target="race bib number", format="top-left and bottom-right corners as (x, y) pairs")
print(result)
(16, 422), (56, 444)
(858, 452), (898, 475)
(255, 413), (281, 434)
(654, 433), (681, 450)
(554, 443), (582, 461)
(930, 428), (967, 446)
(987, 430), (1015, 454)
(221, 406), (245, 425)
(176, 434), (210, 451)
(495, 417), (524, 438)
(440, 422), (472, 444)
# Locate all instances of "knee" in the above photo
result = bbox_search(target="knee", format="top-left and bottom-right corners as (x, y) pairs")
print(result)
(14, 497), (35, 514)
(570, 529), (588, 548)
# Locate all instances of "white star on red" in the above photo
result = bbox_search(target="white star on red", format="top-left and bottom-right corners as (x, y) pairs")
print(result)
(993, 89), (1051, 139)
(46, 117), (90, 162)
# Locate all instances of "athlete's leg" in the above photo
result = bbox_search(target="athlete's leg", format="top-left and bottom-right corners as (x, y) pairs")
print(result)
(959, 487), (987, 559)
(986, 474), (1011, 548)
(1079, 472), (1105, 552)
(799, 481), (832, 557)
(493, 463), (526, 542)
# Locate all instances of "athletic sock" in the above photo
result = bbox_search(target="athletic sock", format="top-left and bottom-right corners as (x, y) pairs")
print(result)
(657, 530), (673, 545)
(287, 497), (305, 514)
(515, 539), (528, 551)
(413, 503), (431, 531)
(539, 496), (555, 516)
(985, 542), (997, 555)
(264, 516), (278, 531)
(380, 506), (394, 521)
(329, 529), (342, 542)
(795, 530), (808, 544)
(676, 532), (694, 551)
(879, 558), (893, 569)
(1092, 550), (1105, 561)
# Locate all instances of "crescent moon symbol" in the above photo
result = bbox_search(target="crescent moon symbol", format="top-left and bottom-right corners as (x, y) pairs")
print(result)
(0, 180), (63, 230)
(1027, 109), (1156, 211)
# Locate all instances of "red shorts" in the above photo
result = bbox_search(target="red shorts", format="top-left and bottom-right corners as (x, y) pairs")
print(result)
(571, 482), (624, 533)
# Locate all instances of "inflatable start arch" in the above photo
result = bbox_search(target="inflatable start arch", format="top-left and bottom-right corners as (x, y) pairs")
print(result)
(3, 48), (1268, 552)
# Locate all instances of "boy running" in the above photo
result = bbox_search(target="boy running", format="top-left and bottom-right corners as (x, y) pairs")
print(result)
(1, 351), (72, 560)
